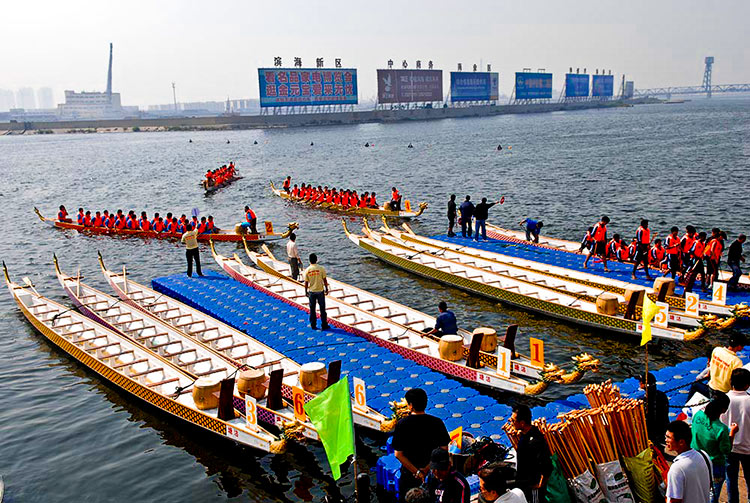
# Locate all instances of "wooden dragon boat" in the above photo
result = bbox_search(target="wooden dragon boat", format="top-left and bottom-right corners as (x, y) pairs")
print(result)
(34, 207), (297, 243)
(270, 181), (428, 219)
(485, 222), (750, 290)
(4, 262), (280, 453)
(97, 253), (386, 432)
(345, 220), (699, 342)
(55, 256), (321, 442)
(203, 175), (243, 195)
(246, 241), (601, 385)
(381, 219), (742, 329)
(211, 240), (565, 396)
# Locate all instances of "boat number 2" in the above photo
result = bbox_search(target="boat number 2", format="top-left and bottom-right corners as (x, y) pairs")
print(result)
(529, 337), (544, 366)
(353, 377), (367, 412)
(496, 347), (511, 378)
(292, 387), (307, 422)
(245, 396), (258, 432)
(685, 292), (699, 316)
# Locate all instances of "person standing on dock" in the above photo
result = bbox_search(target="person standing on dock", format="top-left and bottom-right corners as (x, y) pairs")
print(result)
(664, 227), (681, 279)
(286, 232), (302, 281)
(709, 333), (746, 394)
(459, 196), (475, 238)
(720, 368), (750, 503)
(726, 234), (746, 291)
(691, 393), (735, 503)
(474, 197), (499, 241)
(447, 194), (457, 237)
(639, 373), (670, 451)
(392, 388), (451, 503)
(665, 420), (712, 503)
(303, 253), (329, 330)
(181, 223), (203, 278)
(633, 219), (654, 280)
(583, 216), (610, 272)
(519, 218), (544, 243)
(511, 404), (552, 503)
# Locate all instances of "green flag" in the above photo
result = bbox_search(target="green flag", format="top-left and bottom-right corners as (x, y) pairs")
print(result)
(304, 375), (355, 480)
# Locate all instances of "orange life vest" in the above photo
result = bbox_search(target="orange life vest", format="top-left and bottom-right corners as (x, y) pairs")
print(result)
(666, 235), (680, 255)
(593, 223), (607, 242)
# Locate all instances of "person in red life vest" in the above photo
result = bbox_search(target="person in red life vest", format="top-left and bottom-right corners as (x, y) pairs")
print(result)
(176, 217), (186, 234)
(58, 205), (72, 223)
(607, 233), (622, 260)
(191, 215), (198, 230)
(390, 187), (402, 211)
(167, 217), (178, 233)
(625, 239), (637, 263)
(663, 226), (681, 278)
(198, 216), (208, 234)
(368, 192), (378, 208)
(325, 189), (334, 204)
(243, 205), (258, 234)
(583, 216), (611, 271)
(164, 213), (173, 229)
(139, 212), (151, 231)
(705, 231), (726, 289)
(351, 191), (360, 207)
(578, 227), (594, 253)
(291, 184), (299, 198)
(77, 208), (85, 225)
(151, 212), (160, 230)
(359, 192), (370, 208)
(92, 211), (103, 227)
(125, 211), (137, 230)
(207, 215), (218, 233)
(114, 210), (126, 230)
(205, 170), (214, 188)
(685, 231), (707, 292)
(679, 225), (697, 276)
(283, 176), (291, 193)
(83, 211), (93, 227)
(102, 210), (112, 228)
(650, 239), (666, 269)
(332, 190), (341, 206)
(153, 217), (165, 233)
(632, 219), (654, 280)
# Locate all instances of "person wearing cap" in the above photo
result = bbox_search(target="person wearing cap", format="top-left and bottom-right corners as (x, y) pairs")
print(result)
(392, 388), (451, 502)
(478, 463), (527, 503)
(510, 404), (552, 503)
(639, 372), (670, 451)
(425, 447), (471, 502)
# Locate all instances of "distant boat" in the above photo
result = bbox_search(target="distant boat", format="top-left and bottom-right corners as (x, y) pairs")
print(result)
(664, 99), (689, 104)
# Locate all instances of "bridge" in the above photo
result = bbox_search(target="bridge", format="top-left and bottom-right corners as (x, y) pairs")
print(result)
(633, 57), (750, 98)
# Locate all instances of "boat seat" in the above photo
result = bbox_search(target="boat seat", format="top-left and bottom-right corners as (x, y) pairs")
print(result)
(89, 341), (120, 351)
(77, 334), (105, 344)
(190, 326), (218, 335)
(240, 350), (265, 360)
(350, 320), (372, 327)
(350, 299), (374, 306)
(256, 359), (283, 369)
(113, 358), (148, 370)
(204, 334), (232, 343)
(146, 377), (180, 389)
(151, 339), (179, 349)
(370, 327), (391, 334)
(164, 313), (185, 321)
(194, 367), (227, 377)
(409, 344), (429, 351)
(174, 319), (199, 328)
(404, 320), (423, 326)
(218, 342), (248, 351)
(164, 348), (197, 358)
(134, 331), (168, 340)
(385, 313), (406, 319)
(371, 306), (389, 312)
(130, 367), (163, 378)
(52, 320), (81, 329)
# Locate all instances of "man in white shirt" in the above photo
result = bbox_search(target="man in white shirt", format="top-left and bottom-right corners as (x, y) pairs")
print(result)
(286, 232), (302, 281)
(665, 420), (712, 503)
(720, 368), (750, 503)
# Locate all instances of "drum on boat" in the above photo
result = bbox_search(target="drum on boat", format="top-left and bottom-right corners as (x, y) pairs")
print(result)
(192, 376), (222, 410)
(438, 335), (464, 361)
(299, 362), (327, 393)
(237, 369), (268, 399)
(472, 327), (498, 352)
(595, 293), (619, 316)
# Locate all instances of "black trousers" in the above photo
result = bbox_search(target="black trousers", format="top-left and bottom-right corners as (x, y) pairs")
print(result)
(448, 215), (456, 236)
(289, 257), (300, 281)
(308, 291), (328, 329)
(186, 248), (202, 277)
(460, 217), (472, 237)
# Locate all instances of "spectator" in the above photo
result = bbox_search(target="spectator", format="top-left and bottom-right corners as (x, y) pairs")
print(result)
(639, 372), (670, 450)
(720, 368), (750, 503)
(478, 464), (527, 503)
(286, 232), (303, 281)
(709, 333), (746, 393)
(459, 196), (475, 238)
(425, 448), (471, 503)
(519, 218), (544, 244)
(392, 388), (451, 502)
(474, 197), (500, 241)
(303, 253), (329, 331)
(665, 420), (712, 503)
(510, 404), (552, 503)
(447, 194), (457, 237)
(181, 223), (203, 277)
(426, 301), (458, 336)
(692, 393), (736, 503)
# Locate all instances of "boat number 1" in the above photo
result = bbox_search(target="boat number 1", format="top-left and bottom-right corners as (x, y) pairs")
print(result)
(353, 377), (367, 412)
(292, 387), (307, 422)
(685, 292), (699, 316)
(245, 396), (258, 432)
(496, 347), (511, 378)
(712, 282), (726, 305)
(529, 337), (544, 366)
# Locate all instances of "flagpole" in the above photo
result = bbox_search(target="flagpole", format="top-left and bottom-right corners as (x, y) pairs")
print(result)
(350, 387), (359, 503)
(644, 343), (649, 406)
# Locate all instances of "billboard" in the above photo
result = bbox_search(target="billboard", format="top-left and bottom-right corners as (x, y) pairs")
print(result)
(592, 75), (614, 97)
(377, 69), (443, 103)
(258, 68), (358, 107)
(564, 74), (590, 98)
(450, 72), (499, 102)
(515, 72), (553, 99)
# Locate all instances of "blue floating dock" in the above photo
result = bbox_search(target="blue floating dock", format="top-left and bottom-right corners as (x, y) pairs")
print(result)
(430, 234), (750, 305)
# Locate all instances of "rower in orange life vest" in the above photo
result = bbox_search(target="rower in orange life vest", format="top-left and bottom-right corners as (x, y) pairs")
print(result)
(390, 187), (402, 211)
(663, 226), (681, 278)
(583, 216), (610, 271)
(679, 225), (696, 276)
(704, 230), (726, 289)
(197, 216), (208, 234)
(359, 192), (370, 208)
(93, 211), (104, 227)
(139, 212), (151, 231)
(632, 219), (653, 280)
(77, 208), (85, 225)
(650, 239), (667, 271)
(369, 192), (378, 208)
(578, 227), (594, 253)
(152, 213), (165, 233)
(607, 234), (622, 260)
(283, 176), (291, 193)
(58, 205), (72, 223)
(291, 184), (299, 198)
(207, 215), (217, 233)
(82, 211), (93, 227)
(243, 205), (258, 234)
(684, 231), (707, 292)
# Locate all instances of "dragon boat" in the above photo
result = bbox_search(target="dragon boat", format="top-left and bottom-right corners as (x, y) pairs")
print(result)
(210, 240), (572, 396)
(270, 181), (428, 219)
(203, 175), (242, 195)
(381, 219), (746, 330)
(4, 262), (281, 453)
(55, 256), (321, 443)
(97, 253), (386, 432)
(245, 242), (602, 385)
(485, 222), (750, 290)
(345, 219), (701, 342)
(34, 207), (297, 243)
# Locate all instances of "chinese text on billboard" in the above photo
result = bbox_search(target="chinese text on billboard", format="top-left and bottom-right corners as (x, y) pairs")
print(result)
(450, 72), (499, 102)
(258, 68), (358, 107)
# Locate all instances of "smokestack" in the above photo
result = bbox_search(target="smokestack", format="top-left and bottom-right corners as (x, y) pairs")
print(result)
(106, 43), (113, 100)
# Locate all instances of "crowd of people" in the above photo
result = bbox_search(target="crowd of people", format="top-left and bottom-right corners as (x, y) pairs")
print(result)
(447, 194), (503, 241)
(57, 205), (221, 235)
(203, 162), (236, 188)
(282, 176), (405, 211)
(580, 216), (746, 291)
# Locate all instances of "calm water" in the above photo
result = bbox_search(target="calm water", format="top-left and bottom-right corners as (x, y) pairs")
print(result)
(1, 98), (749, 501)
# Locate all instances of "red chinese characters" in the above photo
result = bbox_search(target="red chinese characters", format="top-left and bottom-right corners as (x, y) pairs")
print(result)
(323, 84), (333, 95)
(278, 84), (289, 97)
(266, 84), (277, 97)
(312, 83), (323, 95)
(276, 72), (289, 83)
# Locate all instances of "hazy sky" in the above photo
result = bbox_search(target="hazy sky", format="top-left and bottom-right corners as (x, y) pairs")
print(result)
(2, 0), (748, 106)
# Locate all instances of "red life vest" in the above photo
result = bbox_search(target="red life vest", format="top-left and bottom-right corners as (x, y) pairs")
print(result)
(58, 210), (68, 221)
(593, 223), (607, 242)
(691, 240), (705, 259)
(93, 215), (103, 227)
(83, 215), (92, 227)
(666, 235), (680, 255)
(650, 246), (665, 263)
(154, 220), (164, 232)
(391, 189), (399, 201)
(77, 212), (84, 225)
(207, 220), (215, 231)
(283, 179), (290, 190)
(140, 218), (151, 231)
(198, 222), (207, 233)
(115, 217), (125, 229)
(681, 234), (695, 254)
(292, 188), (299, 197)
(636, 226), (650, 245)
(368, 195), (377, 207)
(246, 209), (256, 221)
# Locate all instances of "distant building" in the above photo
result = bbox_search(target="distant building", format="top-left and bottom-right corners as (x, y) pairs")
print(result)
(37, 87), (55, 109)
(0, 89), (15, 111)
(16, 87), (36, 110)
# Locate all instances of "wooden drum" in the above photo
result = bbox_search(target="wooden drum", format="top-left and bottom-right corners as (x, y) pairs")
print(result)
(595, 293), (619, 316)
(237, 369), (268, 399)
(439, 335), (464, 361)
(653, 277), (675, 298)
(192, 376), (221, 410)
(624, 286), (646, 307)
(472, 327), (498, 352)
(299, 362), (327, 393)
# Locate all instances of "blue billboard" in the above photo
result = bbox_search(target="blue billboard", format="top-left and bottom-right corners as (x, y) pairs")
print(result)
(258, 68), (358, 107)
(515, 72), (553, 99)
(592, 75), (614, 97)
(565, 74), (590, 97)
(450, 72), (499, 102)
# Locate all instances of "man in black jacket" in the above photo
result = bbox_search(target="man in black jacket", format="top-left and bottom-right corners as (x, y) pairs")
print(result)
(459, 196), (475, 238)
(447, 194), (457, 237)
(727, 234), (746, 290)
(474, 197), (500, 241)
(639, 372), (670, 452)
(511, 404), (552, 503)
